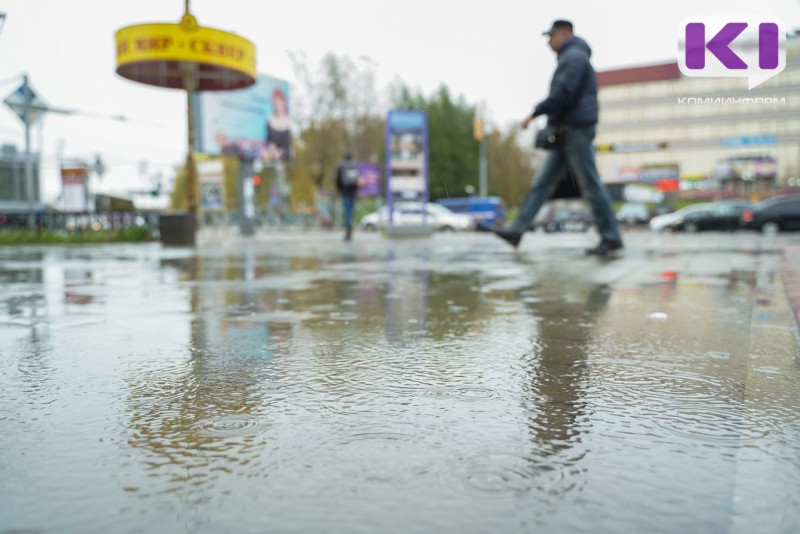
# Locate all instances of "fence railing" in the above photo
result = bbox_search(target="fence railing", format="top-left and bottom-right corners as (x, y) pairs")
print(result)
(1, 202), (380, 236)
(0, 212), (160, 233)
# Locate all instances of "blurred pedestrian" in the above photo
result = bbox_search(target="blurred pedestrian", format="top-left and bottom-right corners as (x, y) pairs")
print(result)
(492, 19), (623, 255)
(336, 150), (360, 241)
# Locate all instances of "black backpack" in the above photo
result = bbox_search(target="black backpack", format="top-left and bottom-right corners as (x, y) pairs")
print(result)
(340, 162), (360, 187)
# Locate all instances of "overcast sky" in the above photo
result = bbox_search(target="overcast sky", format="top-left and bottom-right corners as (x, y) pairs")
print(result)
(1, 0), (799, 201)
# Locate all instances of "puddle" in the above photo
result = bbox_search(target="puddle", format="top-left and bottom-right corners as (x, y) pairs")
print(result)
(1, 235), (799, 533)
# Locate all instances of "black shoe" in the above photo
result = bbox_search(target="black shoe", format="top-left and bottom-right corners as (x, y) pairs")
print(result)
(586, 240), (623, 256)
(493, 228), (523, 249)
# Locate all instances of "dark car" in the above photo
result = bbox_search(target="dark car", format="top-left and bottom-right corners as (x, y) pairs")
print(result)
(532, 205), (593, 233)
(652, 204), (675, 217)
(740, 194), (800, 234)
(669, 199), (753, 232)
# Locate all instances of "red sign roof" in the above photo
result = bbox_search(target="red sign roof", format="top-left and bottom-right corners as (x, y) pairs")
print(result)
(597, 62), (681, 87)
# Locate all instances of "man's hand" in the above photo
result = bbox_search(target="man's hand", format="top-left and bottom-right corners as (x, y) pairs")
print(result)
(521, 115), (534, 130)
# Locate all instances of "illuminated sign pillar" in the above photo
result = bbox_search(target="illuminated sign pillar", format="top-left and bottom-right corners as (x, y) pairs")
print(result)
(385, 110), (431, 235)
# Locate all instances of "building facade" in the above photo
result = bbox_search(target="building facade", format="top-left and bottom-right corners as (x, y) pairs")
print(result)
(595, 34), (800, 197)
(0, 143), (41, 214)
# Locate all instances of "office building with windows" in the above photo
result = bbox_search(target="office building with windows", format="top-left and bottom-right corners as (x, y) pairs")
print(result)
(595, 33), (800, 196)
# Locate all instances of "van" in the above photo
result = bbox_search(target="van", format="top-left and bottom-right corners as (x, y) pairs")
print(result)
(616, 203), (650, 225)
(437, 197), (506, 227)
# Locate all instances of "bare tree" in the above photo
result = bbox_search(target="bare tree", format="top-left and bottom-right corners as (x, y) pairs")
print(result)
(287, 51), (384, 193)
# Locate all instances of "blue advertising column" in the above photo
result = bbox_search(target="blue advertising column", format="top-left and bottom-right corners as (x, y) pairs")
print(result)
(385, 110), (431, 236)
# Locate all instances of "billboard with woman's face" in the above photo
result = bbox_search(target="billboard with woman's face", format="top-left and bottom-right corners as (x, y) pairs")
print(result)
(195, 74), (292, 162)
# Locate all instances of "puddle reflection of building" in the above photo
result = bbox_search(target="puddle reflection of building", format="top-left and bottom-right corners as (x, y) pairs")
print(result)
(64, 267), (93, 305)
(9, 327), (55, 408)
(0, 251), (45, 321)
(521, 284), (612, 460)
(1, 250), (98, 401)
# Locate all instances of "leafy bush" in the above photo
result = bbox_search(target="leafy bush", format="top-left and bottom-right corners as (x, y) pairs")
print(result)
(0, 227), (154, 245)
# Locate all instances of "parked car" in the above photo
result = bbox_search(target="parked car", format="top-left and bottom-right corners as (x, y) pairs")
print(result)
(652, 204), (675, 217)
(531, 204), (593, 233)
(616, 202), (650, 225)
(0, 214), (30, 228)
(740, 194), (800, 234)
(359, 202), (475, 232)
(668, 199), (753, 232)
(649, 202), (713, 232)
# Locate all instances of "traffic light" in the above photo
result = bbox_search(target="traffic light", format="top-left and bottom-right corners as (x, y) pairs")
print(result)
(253, 175), (261, 186)
(473, 113), (483, 141)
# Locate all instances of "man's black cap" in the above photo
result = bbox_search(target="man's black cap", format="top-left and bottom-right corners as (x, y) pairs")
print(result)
(542, 19), (573, 36)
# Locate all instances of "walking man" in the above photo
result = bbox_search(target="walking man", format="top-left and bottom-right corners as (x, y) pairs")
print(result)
(493, 19), (623, 255)
(336, 150), (360, 241)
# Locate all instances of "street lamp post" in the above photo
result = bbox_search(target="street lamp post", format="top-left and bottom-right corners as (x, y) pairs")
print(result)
(474, 101), (488, 198)
(23, 73), (35, 228)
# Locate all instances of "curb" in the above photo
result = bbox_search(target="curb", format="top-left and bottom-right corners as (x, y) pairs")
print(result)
(780, 244), (800, 340)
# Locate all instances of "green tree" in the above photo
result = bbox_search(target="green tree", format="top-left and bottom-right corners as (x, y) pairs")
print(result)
(392, 84), (479, 201)
(486, 127), (538, 207)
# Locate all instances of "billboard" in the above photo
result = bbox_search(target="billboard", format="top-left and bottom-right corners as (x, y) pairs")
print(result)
(358, 162), (381, 197)
(386, 110), (428, 203)
(612, 166), (640, 183)
(714, 156), (777, 180)
(195, 74), (292, 162)
(640, 164), (680, 183)
(60, 163), (90, 213)
(197, 158), (226, 211)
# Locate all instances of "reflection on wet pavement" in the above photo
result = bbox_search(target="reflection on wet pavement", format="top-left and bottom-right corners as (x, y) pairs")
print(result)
(1, 231), (799, 533)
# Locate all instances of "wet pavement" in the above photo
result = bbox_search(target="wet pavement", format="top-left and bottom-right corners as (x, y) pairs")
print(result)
(1, 229), (799, 533)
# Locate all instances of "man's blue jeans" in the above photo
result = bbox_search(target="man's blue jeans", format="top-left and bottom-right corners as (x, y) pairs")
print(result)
(342, 192), (356, 229)
(508, 125), (622, 244)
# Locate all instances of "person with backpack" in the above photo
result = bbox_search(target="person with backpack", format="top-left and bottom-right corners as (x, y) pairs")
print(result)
(336, 150), (361, 241)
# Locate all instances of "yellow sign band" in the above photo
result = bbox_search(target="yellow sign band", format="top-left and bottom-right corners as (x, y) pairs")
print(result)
(115, 23), (256, 84)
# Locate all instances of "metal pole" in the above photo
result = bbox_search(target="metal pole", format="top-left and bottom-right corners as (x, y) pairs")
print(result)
(479, 137), (488, 198)
(476, 101), (488, 198)
(184, 0), (195, 214)
(23, 74), (35, 229)
(186, 93), (197, 214)
(238, 159), (255, 236)
(181, 66), (198, 245)
(185, 68), (198, 215)
(184, 65), (197, 215)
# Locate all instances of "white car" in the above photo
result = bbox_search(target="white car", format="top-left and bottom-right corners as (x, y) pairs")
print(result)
(616, 202), (650, 225)
(649, 203), (713, 232)
(360, 202), (475, 232)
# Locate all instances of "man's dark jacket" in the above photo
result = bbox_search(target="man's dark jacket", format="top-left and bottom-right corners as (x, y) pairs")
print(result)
(533, 36), (598, 128)
(534, 36), (598, 199)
